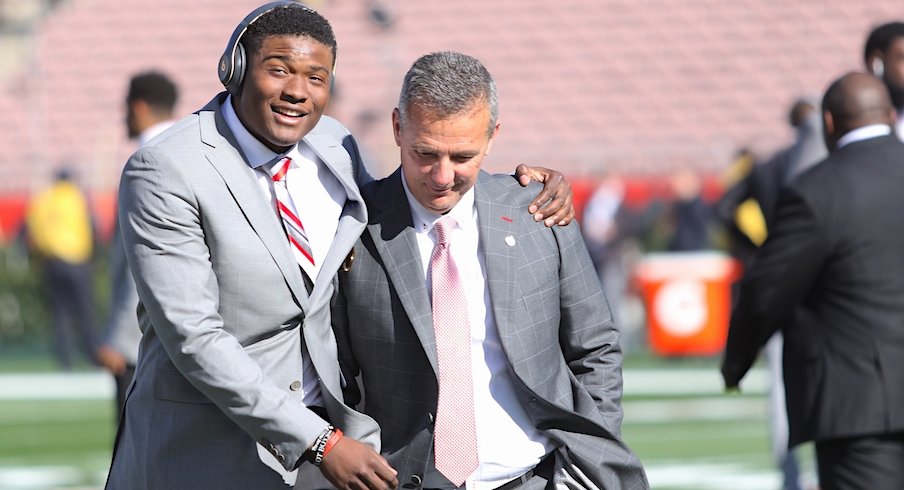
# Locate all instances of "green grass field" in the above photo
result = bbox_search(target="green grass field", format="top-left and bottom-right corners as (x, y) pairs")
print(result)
(0, 351), (815, 489)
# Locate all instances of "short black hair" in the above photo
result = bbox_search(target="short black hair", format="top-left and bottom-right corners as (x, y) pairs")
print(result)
(864, 21), (904, 62)
(127, 71), (178, 113)
(241, 3), (337, 66)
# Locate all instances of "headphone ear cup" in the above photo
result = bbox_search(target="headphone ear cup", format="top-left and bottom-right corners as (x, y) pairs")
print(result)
(872, 58), (885, 78)
(228, 42), (246, 96)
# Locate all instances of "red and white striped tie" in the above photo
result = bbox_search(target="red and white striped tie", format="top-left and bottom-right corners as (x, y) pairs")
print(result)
(430, 215), (479, 486)
(269, 157), (315, 266)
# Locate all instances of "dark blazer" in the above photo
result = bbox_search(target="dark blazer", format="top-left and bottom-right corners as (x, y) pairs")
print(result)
(332, 169), (648, 489)
(722, 134), (904, 447)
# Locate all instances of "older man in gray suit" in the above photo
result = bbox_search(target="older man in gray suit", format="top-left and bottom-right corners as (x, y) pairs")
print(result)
(333, 51), (648, 490)
(106, 3), (575, 490)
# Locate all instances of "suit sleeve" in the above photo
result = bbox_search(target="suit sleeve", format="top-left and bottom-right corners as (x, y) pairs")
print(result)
(553, 221), (625, 433)
(119, 149), (326, 470)
(722, 186), (830, 387)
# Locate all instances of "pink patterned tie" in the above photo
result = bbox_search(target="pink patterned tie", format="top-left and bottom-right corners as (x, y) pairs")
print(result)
(269, 157), (315, 266)
(430, 216), (479, 486)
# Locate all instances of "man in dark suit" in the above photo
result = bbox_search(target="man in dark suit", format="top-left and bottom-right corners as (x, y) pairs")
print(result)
(721, 72), (904, 490)
(333, 51), (647, 489)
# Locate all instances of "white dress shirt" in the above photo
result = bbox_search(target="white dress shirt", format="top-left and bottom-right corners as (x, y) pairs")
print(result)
(138, 120), (175, 147)
(836, 123), (892, 149)
(222, 96), (347, 408)
(402, 171), (555, 489)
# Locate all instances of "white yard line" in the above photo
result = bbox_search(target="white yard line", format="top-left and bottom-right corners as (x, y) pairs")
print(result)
(0, 368), (767, 400)
(0, 372), (114, 400)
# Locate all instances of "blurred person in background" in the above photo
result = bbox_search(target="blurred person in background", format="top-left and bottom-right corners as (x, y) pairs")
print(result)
(583, 172), (654, 352)
(106, 2), (574, 489)
(333, 50), (648, 490)
(716, 96), (827, 490)
(722, 72), (904, 490)
(665, 167), (710, 252)
(23, 167), (98, 370)
(864, 21), (904, 139)
(94, 70), (178, 421)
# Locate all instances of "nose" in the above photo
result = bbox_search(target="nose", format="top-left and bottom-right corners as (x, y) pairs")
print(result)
(283, 74), (309, 104)
(430, 158), (455, 188)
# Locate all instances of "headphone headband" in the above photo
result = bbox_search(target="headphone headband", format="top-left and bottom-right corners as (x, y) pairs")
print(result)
(218, 1), (313, 96)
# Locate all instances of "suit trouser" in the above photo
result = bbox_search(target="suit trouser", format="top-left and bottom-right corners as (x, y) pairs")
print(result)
(815, 431), (904, 490)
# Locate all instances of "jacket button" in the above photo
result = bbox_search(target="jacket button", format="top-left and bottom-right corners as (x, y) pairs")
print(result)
(427, 412), (434, 424)
(290, 381), (301, 391)
(410, 475), (422, 486)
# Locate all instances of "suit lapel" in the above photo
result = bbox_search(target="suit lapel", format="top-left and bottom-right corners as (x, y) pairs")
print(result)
(199, 98), (310, 311)
(367, 170), (438, 373)
(475, 172), (522, 367)
(303, 132), (367, 304)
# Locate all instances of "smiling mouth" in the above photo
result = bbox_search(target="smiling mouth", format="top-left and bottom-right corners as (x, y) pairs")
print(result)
(273, 106), (307, 118)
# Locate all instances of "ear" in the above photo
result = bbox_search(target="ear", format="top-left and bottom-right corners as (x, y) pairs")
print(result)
(484, 121), (501, 155)
(392, 108), (402, 146)
(131, 99), (151, 118)
(870, 55), (885, 77)
(822, 110), (834, 136)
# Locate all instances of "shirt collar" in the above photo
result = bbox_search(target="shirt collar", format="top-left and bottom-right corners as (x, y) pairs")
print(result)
(221, 94), (298, 169)
(836, 124), (892, 149)
(138, 120), (175, 146)
(400, 168), (476, 234)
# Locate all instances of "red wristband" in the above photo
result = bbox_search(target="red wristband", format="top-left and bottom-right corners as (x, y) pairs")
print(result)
(321, 427), (343, 459)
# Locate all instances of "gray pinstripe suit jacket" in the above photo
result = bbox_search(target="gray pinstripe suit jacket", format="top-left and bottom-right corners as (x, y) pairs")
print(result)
(333, 169), (648, 489)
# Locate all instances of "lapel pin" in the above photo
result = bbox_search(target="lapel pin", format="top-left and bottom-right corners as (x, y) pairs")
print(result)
(505, 236), (516, 247)
(501, 216), (513, 223)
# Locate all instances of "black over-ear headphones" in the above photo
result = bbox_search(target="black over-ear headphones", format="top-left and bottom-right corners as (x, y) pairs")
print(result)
(218, 1), (312, 96)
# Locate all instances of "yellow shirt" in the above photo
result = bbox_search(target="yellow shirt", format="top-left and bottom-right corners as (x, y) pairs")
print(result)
(25, 181), (93, 263)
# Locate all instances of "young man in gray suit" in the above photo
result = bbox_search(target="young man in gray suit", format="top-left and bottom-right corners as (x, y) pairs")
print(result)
(106, 3), (574, 489)
(333, 51), (648, 489)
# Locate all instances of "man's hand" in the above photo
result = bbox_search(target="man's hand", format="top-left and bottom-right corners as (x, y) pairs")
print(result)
(514, 164), (575, 227)
(95, 345), (127, 376)
(318, 437), (398, 490)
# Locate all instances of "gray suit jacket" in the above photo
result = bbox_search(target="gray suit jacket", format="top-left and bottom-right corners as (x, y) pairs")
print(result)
(333, 170), (648, 489)
(107, 93), (380, 489)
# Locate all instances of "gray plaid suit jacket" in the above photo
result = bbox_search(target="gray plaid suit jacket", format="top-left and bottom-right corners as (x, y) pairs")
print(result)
(106, 93), (380, 489)
(333, 169), (648, 489)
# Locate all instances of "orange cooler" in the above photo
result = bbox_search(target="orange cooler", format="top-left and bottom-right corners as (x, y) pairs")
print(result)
(633, 252), (742, 356)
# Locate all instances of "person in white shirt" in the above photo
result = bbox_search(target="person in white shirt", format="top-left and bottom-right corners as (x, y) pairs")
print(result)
(95, 71), (178, 419)
(333, 51), (647, 490)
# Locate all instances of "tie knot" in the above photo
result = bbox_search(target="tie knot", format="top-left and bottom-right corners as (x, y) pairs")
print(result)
(269, 157), (292, 182)
(434, 216), (457, 245)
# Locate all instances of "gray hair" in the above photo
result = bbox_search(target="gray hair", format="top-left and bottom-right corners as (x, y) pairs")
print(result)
(398, 51), (498, 137)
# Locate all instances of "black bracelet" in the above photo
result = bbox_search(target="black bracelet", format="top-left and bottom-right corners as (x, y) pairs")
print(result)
(310, 425), (335, 467)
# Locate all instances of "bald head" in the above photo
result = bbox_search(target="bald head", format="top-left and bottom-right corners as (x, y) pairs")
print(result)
(821, 72), (896, 151)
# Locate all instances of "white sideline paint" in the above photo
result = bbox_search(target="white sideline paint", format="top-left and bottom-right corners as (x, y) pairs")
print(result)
(0, 372), (114, 400)
(0, 368), (767, 400)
